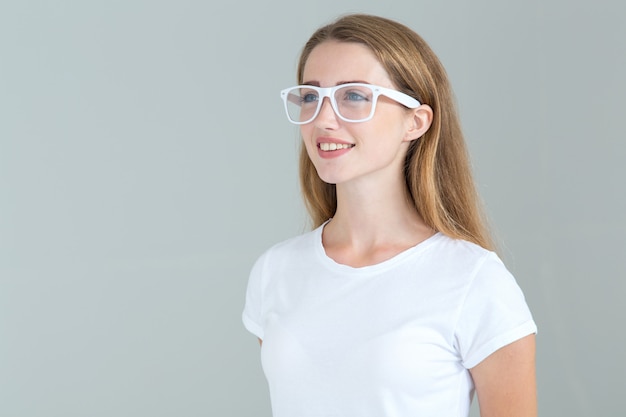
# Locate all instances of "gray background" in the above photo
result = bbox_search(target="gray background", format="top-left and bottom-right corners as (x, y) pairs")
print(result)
(1, 0), (624, 416)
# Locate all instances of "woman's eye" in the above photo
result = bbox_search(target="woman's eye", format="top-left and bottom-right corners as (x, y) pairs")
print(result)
(301, 93), (319, 103)
(344, 91), (368, 101)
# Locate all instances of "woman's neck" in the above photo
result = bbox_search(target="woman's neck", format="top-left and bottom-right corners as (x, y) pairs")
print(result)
(322, 177), (435, 267)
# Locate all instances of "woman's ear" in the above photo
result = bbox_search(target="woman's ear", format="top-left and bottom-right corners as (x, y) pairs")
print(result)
(404, 104), (433, 142)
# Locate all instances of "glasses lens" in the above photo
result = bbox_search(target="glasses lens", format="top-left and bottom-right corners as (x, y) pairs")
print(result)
(284, 87), (320, 123)
(334, 85), (374, 122)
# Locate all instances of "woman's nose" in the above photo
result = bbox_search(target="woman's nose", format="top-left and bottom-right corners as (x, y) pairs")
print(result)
(314, 97), (340, 127)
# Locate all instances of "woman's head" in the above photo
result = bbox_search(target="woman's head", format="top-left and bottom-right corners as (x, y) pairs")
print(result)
(296, 14), (493, 250)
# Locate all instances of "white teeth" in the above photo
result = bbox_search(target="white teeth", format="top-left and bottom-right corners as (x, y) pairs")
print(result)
(319, 143), (353, 151)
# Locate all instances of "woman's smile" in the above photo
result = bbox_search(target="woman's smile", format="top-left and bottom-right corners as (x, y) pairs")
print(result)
(316, 136), (355, 158)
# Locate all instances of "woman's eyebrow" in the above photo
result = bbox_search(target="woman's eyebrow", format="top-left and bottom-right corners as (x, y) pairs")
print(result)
(300, 80), (370, 86)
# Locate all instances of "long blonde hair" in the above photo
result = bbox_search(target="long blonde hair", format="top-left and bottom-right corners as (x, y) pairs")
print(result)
(296, 14), (494, 251)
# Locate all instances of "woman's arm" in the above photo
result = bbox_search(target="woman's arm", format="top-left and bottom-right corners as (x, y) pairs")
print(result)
(470, 334), (537, 417)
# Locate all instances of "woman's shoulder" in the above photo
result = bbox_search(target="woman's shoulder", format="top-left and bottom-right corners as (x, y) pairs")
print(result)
(431, 233), (497, 260)
(423, 233), (509, 281)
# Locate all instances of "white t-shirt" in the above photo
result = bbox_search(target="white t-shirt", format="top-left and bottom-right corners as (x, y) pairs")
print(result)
(243, 224), (536, 417)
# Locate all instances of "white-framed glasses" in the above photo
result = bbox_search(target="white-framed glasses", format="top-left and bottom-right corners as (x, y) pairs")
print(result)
(280, 83), (421, 125)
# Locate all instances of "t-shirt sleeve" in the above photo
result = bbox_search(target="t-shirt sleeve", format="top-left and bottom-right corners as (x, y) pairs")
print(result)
(242, 253), (266, 340)
(455, 252), (537, 369)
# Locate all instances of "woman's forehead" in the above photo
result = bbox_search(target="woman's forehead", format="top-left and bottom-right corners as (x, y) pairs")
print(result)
(302, 41), (392, 87)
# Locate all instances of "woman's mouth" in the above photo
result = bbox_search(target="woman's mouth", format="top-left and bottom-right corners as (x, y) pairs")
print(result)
(318, 143), (355, 151)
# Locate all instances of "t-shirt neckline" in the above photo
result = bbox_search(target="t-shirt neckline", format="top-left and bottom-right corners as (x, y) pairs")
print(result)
(313, 220), (443, 274)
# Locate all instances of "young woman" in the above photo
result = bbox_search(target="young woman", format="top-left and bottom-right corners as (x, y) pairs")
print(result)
(243, 13), (537, 417)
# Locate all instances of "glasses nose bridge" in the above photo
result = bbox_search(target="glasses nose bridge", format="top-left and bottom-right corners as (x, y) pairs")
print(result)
(315, 87), (339, 119)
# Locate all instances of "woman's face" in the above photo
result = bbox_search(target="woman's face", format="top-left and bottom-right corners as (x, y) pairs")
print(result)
(300, 41), (424, 188)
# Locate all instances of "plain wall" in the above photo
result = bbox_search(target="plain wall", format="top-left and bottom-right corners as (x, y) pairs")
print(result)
(1, 0), (624, 416)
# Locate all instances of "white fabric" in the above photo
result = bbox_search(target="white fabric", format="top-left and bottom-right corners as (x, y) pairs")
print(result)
(242, 223), (536, 417)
